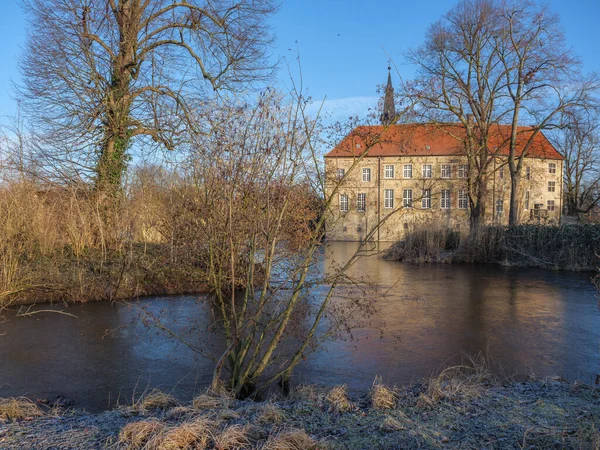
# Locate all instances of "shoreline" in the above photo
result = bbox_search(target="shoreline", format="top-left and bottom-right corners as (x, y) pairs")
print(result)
(1, 377), (599, 449)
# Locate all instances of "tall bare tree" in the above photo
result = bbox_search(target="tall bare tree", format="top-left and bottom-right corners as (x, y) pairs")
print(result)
(552, 112), (600, 215)
(406, 0), (506, 230)
(495, 1), (599, 225)
(19, 0), (275, 195)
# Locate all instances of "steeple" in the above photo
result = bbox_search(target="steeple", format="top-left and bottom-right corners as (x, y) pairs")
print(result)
(380, 66), (396, 126)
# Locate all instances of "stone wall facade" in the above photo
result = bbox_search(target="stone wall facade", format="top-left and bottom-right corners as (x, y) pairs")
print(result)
(325, 155), (563, 241)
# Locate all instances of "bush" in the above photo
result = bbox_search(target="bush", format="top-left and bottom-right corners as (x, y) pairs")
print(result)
(385, 223), (600, 271)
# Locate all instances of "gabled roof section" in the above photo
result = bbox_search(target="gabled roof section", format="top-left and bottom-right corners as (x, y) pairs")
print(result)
(324, 124), (564, 160)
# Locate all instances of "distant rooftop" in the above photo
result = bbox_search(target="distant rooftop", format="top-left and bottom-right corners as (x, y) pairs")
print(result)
(325, 123), (563, 160)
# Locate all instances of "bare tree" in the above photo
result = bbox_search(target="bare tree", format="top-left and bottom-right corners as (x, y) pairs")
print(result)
(552, 111), (600, 215)
(19, 0), (276, 195)
(406, 0), (507, 230)
(494, 1), (599, 225)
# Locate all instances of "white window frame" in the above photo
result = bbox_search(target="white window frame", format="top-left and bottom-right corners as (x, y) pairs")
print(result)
(384, 165), (395, 179)
(548, 181), (556, 192)
(524, 190), (530, 210)
(422, 164), (432, 178)
(357, 193), (366, 212)
(336, 168), (345, 180)
(441, 189), (451, 209)
(384, 189), (394, 209)
(549, 162), (556, 174)
(547, 200), (555, 211)
(441, 164), (451, 178)
(499, 166), (504, 179)
(458, 190), (468, 209)
(339, 194), (349, 212)
(496, 199), (504, 215)
(403, 189), (413, 208)
(422, 189), (431, 209)
(403, 164), (413, 178)
(525, 166), (531, 180)
(362, 167), (371, 182)
(458, 164), (468, 179)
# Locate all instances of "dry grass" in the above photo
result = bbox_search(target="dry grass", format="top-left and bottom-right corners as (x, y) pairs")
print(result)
(417, 353), (494, 407)
(213, 424), (251, 450)
(192, 392), (232, 411)
(261, 428), (322, 450)
(369, 377), (397, 410)
(0, 397), (43, 422)
(256, 403), (285, 424)
(159, 417), (213, 450)
(137, 389), (178, 411)
(0, 175), (210, 307)
(385, 222), (600, 271)
(118, 419), (164, 449)
(324, 385), (353, 413)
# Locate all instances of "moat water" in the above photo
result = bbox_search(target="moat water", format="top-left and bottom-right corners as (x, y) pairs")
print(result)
(1, 242), (598, 412)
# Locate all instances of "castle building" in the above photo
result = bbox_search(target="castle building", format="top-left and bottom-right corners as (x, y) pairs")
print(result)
(324, 72), (564, 242)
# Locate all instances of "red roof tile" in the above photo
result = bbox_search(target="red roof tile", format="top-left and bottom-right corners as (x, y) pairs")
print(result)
(324, 124), (563, 160)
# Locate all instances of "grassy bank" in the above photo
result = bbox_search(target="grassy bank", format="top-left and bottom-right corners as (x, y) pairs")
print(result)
(385, 224), (600, 271)
(0, 178), (210, 308)
(1, 371), (599, 449)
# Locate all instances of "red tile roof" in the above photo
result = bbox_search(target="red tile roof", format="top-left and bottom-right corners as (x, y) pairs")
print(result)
(324, 124), (563, 160)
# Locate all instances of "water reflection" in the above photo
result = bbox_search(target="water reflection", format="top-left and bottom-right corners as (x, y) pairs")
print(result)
(0, 242), (598, 411)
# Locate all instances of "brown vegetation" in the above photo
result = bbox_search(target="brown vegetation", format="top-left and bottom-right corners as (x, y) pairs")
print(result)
(386, 223), (600, 271)
(2, 372), (599, 449)
(0, 173), (212, 308)
(0, 396), (43, 422)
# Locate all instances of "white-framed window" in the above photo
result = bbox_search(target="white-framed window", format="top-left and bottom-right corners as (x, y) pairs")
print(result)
(441, 189), (451, 209)
(548, 181), (556, 192)
(422, 189), (431, 209)
(525, 166), (531, 180)
(403, 189), (413, 207)
(339, 194), (349, 212)
(547, 200), (555, 211)
(336, 168), (345, 180)
(357, 193), (366, 212)
(384, 189), (394, 209)
(458, 190), (468, 209)
(362, 168), (371, 182)
(422, 164), (432, 178)
(524, 191), (530, 210)
(549, 162), (556, 174)
(384, 165), (395, 179)
(496, 199), (504, 214)
(403, 164), (413, 178)
(441, 164), (451, 178)
(458, 164), (468, 178)
(499, 166), (504, 179)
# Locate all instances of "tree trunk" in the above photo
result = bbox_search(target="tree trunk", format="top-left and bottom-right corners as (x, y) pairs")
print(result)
(95, 0), (138, 196)
(508, 174), (520, 226)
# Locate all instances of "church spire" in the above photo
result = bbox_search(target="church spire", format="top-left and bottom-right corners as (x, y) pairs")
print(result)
(380, 66), (396, 126)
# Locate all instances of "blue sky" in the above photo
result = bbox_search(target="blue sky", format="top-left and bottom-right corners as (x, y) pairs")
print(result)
(1, 0), (599, 124)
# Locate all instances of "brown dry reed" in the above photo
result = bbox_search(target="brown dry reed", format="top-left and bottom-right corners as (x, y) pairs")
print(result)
(0, 396), (43, 422)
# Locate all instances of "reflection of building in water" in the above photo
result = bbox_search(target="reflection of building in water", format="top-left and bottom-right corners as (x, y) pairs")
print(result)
(319, 242), (580, 388)
(324, 71), (564, 242)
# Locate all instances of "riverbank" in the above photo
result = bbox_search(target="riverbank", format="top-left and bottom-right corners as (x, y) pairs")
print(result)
(1, 376), (599, 449)
(384, 224), (600, 272)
